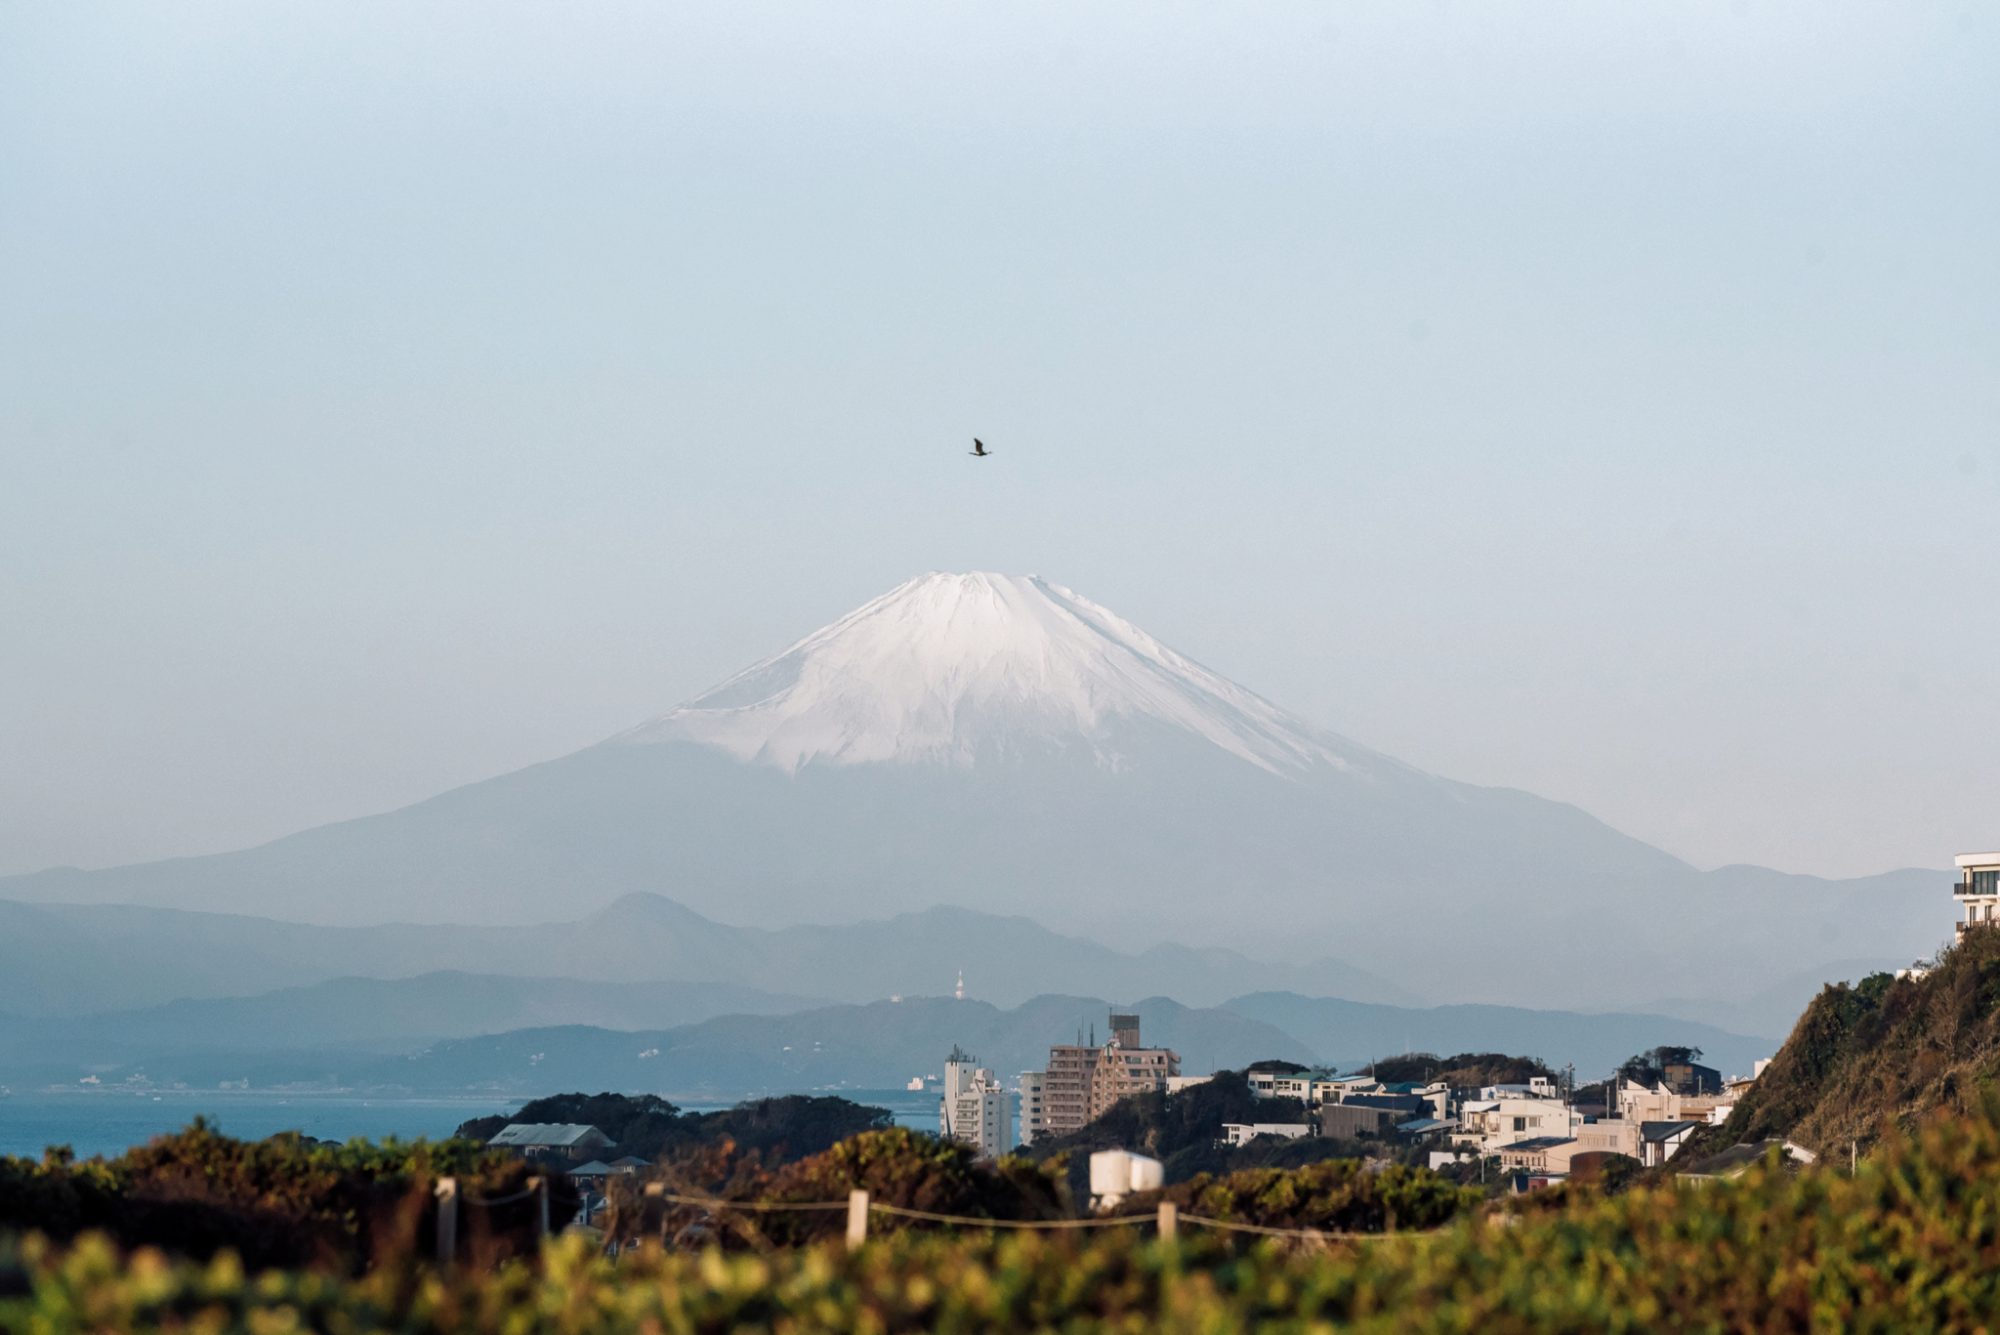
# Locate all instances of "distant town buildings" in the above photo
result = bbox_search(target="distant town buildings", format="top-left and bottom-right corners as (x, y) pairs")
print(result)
(1229, 1052), (1786, 1186)
(1955, 852), (2000, 936)
(940, 1046), (1013, 1159)
(1019, 1013), (1180, 1143)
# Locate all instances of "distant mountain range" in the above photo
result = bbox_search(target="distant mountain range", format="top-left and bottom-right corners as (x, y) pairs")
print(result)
(2, 572), (1947, 1008)
(0, 960), (1776, 1096)
(0, 892), (1413, 1019)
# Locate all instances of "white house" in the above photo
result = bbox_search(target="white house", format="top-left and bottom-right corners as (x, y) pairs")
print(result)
(1640, 1120), (1703, 1167)
(1456, 1096), (1581, 1154)
(1246, 1068), (1325, 1101)
(1220, 1122), (1313, 1147)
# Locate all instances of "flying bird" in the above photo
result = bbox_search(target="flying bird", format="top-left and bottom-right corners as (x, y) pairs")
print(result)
(970, 439), (990, 457)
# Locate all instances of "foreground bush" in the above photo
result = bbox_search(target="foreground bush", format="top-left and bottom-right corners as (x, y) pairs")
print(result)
(15, 1103), (2000, 1329)
(0, 1121), (572, 1272)
(606, 1127), (1071, 1248)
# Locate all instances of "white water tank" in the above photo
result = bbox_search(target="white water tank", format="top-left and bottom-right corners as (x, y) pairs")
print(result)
(1088, 1149), (1165, 1209)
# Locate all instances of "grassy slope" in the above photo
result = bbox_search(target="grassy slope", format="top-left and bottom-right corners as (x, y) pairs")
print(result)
(1715, 926), (2000, 1157)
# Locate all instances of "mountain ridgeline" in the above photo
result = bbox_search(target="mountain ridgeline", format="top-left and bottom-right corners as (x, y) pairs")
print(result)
(0, 572), (1943, 1010)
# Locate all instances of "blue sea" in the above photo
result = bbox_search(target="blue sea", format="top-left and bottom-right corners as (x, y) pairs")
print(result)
(0, 1089), (940, 1160)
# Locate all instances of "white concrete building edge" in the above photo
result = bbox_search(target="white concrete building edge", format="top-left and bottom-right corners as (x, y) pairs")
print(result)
(1956, 853), (2000, 938)
(940, 1046), (1013, 1159)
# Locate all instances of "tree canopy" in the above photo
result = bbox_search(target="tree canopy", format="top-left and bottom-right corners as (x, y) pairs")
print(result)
(455, 1093), (892, 1166)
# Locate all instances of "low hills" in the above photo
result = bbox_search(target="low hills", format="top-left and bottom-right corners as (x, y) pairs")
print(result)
(3, 973), (1774, 1098)
(1227, 992), (1773, 1080)
(0, 892), (1411, 1018)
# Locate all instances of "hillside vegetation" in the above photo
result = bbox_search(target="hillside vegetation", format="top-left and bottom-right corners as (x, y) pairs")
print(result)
(1366, 1051), (1555, 1087)
(1716, 927), (2000, 1156)
(15, 1100), (2000, 1329)
(455, 1092), (891, 1166)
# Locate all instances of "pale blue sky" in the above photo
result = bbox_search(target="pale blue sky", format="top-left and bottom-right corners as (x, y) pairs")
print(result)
(2, 1), (1995, 880)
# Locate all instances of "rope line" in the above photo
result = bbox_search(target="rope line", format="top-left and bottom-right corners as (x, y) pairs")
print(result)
(638, 1188), (1429, 1240)
(648, 1190), (849, 1215)
(462, 1186), (541, 1208)
(1175, 1213), (1419, 1241)
(868, 1205), (1139, 1230)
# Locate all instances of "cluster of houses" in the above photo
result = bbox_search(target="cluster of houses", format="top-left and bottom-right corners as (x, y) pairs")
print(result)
(483, 1122), (650, 1221)
(1236, 1055), (1805, 1186)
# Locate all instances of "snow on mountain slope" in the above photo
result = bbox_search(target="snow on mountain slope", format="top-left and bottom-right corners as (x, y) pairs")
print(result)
(0, 571), (1947, 1008)
(615, 572), (1407, 780)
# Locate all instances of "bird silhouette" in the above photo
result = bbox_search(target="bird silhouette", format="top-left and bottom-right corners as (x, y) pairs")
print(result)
(970, 438), (990, 457)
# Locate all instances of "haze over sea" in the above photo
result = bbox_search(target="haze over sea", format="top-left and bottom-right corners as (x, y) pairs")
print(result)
(0, 1090), (941, 1162)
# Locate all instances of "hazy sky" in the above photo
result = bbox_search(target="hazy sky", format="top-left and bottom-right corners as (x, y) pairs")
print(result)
(2, 1), (1995, 882)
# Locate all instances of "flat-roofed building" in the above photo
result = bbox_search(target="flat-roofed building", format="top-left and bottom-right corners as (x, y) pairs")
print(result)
(1955, 852), (2000, 936)
(940, 1046), (1014, 1159)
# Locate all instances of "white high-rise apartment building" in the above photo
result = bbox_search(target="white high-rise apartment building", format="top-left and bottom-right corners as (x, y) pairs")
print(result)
(940, 1046), (1013, 1159)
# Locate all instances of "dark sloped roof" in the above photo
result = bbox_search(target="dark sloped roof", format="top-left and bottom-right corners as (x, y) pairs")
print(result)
(1640, 1120), (1703, 1142)
(1498, 1136), (1577, 1153)
(488, 1122), (610, 1148)
(1341, 1093), (1429, 1112)
(1676, 1140), (1792, 1178)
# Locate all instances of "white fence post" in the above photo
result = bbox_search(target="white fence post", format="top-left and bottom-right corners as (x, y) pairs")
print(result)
(435, 1177), (459, 1267)
(846, 1189), (870, 1250)
(1157, 1201), (1177, 1241)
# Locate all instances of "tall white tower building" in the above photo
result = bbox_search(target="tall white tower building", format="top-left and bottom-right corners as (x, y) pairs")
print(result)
(939, 1045), (1013, 1159)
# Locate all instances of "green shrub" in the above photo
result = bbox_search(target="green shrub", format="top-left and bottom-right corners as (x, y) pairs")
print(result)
(0, 1120), (573, 1272)
(606, 1126), (1070, 1249)
(1122, 1156), (1480, 1233)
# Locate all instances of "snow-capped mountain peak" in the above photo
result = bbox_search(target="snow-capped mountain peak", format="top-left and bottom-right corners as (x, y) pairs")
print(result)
(613, 571), (1399, 778)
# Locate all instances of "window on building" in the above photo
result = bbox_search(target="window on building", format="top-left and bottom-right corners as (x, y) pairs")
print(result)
(1977, 870), (2000, 896)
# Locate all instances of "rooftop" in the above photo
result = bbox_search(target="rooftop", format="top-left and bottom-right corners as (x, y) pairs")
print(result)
(488, 1123), (609, 1148)
(1675, 1141), (1794, 1179)
(1641, 1120), (1704, 1142)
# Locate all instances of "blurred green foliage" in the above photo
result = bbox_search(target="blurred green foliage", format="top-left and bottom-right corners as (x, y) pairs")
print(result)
(16, 1102), (2000, 1328)
(0, 1119), (570, 1272)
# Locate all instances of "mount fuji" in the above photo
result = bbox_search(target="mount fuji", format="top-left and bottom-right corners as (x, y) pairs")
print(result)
(2, 572), (1941, 1007)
